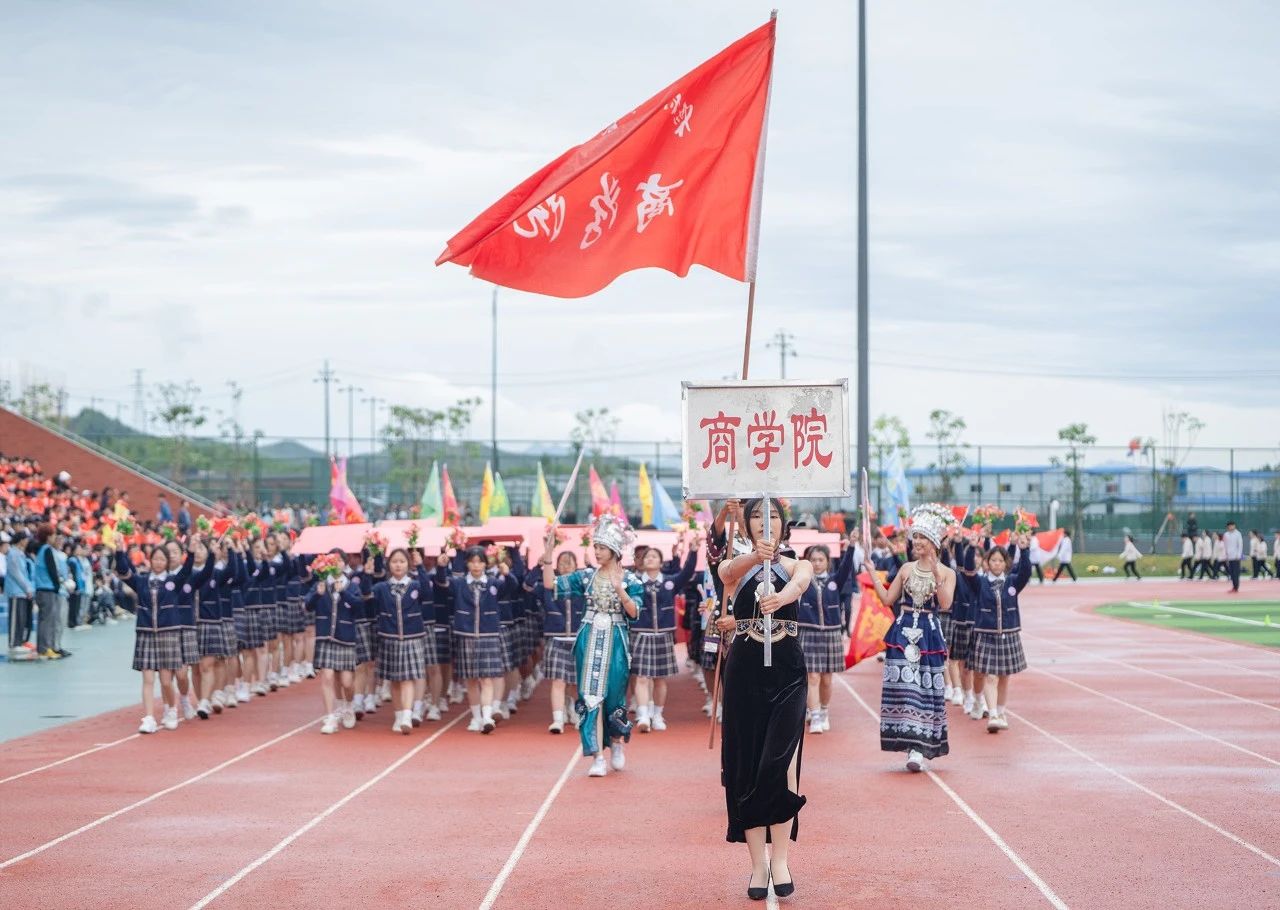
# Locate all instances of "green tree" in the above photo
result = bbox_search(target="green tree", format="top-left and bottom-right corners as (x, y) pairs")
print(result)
(383, 405), (445, 499)
(15, 382), (61, 422)
(151, 381), (207, 480)
(925, 409), (967, 500)
(1051, 422), (1097, 546)
(870, 414), (911, 517)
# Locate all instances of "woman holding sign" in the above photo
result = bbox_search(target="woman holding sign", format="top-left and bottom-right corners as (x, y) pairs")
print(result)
(717, 497), (813, 901)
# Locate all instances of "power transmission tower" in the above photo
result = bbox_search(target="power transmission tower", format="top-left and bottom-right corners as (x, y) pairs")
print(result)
(766, 330), (797, 379)
(361, 395), (385, 489)
(314, 360), (338, 459)
(339, 383), (363, 458)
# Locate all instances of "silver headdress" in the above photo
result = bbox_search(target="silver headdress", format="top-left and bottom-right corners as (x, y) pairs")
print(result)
(590, 512), (634, 558)
(908, 503), (954, 549)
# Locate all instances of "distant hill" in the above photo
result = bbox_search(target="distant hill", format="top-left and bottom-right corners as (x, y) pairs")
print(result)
(259, 439), (323, 460)
(68, 409), (141, 438)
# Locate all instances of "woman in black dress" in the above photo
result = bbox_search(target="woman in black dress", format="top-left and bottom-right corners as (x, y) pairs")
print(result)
(717, 497), (813, 900)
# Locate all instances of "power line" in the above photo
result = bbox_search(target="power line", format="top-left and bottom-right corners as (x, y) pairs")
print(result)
(766, 330), (797, 379)
(313, 360), (338, 459)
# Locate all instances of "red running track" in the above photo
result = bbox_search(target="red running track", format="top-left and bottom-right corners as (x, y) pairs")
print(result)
(0, 579), (1277, 909)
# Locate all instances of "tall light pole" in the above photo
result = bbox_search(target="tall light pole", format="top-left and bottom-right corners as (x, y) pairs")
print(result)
(856, 0), (871, 485)
(339, 383), (363, 458)
(362, 394), (385, 488)
(314, 360), (338, 459)
(491, 286), (499, 472)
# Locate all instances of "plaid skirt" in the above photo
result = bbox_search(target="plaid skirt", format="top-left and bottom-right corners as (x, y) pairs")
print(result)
(948, 620), (974, 665)
(283, 596), (308, 635)
(542, 637), (577, 683)
(433, 624), (453, 664)
(198, 620), (231, 658)
(222, 617), (238, 656)
(315, 638), (358, 672)
(354, 619), (376, 665)
(629, 630), (679, 678)
(499, 624), (519, 672)
(420, 624), (442, 666)
(133, 628), (185, 671)
(377, 635), (426, 681)
(936, 611), (955, 647)
(970, 630), (1027, 676)
(453, 633), (507, 679)
(180, 627), (199, 666)
(240, 607), (271, 650)
(798, 626), (845, 674)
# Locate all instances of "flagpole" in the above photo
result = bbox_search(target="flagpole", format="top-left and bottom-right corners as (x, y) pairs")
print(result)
(856, 0), (870, 487)
(741, 279), (756, 380)
(740, 10), (777, 383)
(491, 285), (499, 472)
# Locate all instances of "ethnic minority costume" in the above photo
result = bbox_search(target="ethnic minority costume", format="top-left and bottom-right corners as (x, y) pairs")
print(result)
(721, 561), (808, 843)
(555, 566), (643, 757)
(967, 547), (1031, 677)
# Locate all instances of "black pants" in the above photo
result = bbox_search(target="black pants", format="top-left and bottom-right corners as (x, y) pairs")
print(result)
(67, 592), (84, 628)
(1227, 559), (1241, 592)
(1124, 561), (1141, 579)
(1252, 558), (1274, 579)
(1054, 562), (1077, 581)
(1195, 558), (1216, 579)
(1034, 564), (1045, 583)
(1179, 557), (1193, 578)
(7, 596), (32, 647)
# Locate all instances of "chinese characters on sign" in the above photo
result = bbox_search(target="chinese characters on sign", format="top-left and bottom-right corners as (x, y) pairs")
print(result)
(512, 194), (566, 242)
(683, 382), (850, 499)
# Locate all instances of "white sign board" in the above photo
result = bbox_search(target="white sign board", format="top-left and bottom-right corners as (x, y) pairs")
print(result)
(681, 379), (850, 499)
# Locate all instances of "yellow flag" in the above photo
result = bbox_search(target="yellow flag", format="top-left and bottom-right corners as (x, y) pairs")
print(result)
(638, 462), (654, 527)
(479, 462), (494, 524)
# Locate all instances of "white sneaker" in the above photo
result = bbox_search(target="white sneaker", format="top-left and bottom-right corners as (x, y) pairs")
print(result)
(944, 684), (954, 701)
(808, 713), (824, 735)
(379, 682), (392, 703)
(182, 699), (197, 721)
(978, 696), (989, 718)
(702, 698), (713, 717)
(211, 690), (226, 713)
(162, 707), (179, 731)
(588, 754), (609, 777)
(548, 715), (565, 734)
(449, 685), (464, 704)
(224, 688), (239, 709)
(426, 704), (441, 722)
(906, 749), (925, 772)
(341, 706), (357, 729)
(950, 689), (964, 707)
(610, 744), (626, 771)
(236, 681), (250, 702)
(392, 711), (410, 735)
(821, 709), (831, 733)
(467, 717), (482, 732)
(968, 702), (985, 721)
(411, 704), (424, 727)
(481, 711), (496, 734)
(365, 694), (379, 713)
(252, 682), (268, 697)
(651, 712), (667, 732)
(436, 696), (449, 713)
(268, 672), (280, 691)
(139, 715), (158, 734)
(496, 703), (511, 721)
(636, 710), (651, 734)
(505, 694), (520, 715)
(321, 714), (339, 735)
(990, 714), (1009, 731)
(962, 693), (974, 714)
(287, 670), (302, 685)
(277, 672), (291, 688)
(987, 713), (1002, 733)
(196, 699), (212, 720)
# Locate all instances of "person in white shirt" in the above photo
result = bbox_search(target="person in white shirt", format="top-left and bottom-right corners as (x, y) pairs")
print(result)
(1222, 522), (1244, 592)
(1194, 531), (1215, 579)
(1052, 531), (1076, 582)
(1179, 534), (1194, 579)
(1120, 535), (1142, 579)
(1249, 530), (1274, 579)
(1274, 531), (1280, 579)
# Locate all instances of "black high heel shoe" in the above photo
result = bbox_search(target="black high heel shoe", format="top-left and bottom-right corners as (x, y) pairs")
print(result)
(771, 866), (795, 898)
(747, 873), (769, 901)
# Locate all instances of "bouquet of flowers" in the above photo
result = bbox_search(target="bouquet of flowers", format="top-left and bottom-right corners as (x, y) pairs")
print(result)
(306, 515), (320, 527)
(272, 509), (290, 532)
(309, 552), (345, 581)
(406, 523), (420, 549)
(680, 503), (698, 530)
(1013, 508), (1037, 535)
(159, 522), (178, 542)
(447, 527), (467, 553)
(580, 531), (592, 548)
(363, 530), (389, 558)
(484, 544), (500, 561)
(195, 515), (211, 534)
(116, 517), (136, 537)
(970, 505), (1005, 532)
(242, 514), (264, 539)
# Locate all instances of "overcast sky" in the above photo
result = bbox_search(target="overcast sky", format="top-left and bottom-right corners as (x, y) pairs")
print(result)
(2, 0), (1277, 464)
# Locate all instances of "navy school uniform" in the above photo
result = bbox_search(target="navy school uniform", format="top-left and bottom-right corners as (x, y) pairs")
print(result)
(371, 575), (430, 681)
(307, 578), (363, 672)
(436, 565), (519, 679)
(541, 575), (587, 683)
(282, 553), (309, 634)
(967, 546), (1032, 676)
(173, 556), (214, 665)
(797, 548), (856, 673)
(116, 550), (195, 672)
(197, 558), (234, 659)
(495, 554), (528, 670)
(631, 551), (697, 678)
(946, 544), (978, 663)
(241, 552), (280, 648)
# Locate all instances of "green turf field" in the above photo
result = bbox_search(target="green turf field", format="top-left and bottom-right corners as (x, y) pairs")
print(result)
(1097, 600), (1280, 649)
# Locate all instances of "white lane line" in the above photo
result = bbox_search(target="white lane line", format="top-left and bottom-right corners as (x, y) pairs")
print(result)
(1124, 601), (1268, 627)
(835, 676), (1070, 910)
(0, 733), (141, 786)
(478, 745), (581, 910)
(0, 717), (319, 871)
(1008, 708), (1280, 869)
(1022, 633), (1280, 713)
(189, 712), (467, 910)
(1030, 668), (1280, 768)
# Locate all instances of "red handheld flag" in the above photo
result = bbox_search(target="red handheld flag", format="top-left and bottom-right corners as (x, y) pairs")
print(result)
(436, 18), (777, 298)
(845, 573), (893, 668)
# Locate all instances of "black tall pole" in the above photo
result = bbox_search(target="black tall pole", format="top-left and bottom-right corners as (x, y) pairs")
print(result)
(856, 0), (870, 485)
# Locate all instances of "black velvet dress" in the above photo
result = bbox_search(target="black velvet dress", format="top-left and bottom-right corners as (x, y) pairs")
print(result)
(721, 562), (808, 843)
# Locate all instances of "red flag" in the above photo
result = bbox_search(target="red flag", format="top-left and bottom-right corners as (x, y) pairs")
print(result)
(845, 573), (893, 668)
(441, 465), (461, 527)
(588, 466), (610, 518)
(1035, 528), (1064, 554)
(435, 18), (777, 298)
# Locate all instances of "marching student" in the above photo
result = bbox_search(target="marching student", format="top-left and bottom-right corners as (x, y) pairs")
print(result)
(1249, 530), (1274, 578)
(241, 537), (279, 697)
(945, 539), (979, 712)
(215, 540), (243, 709)
(265, 533), (292, 689)
(371, 548), (428, 734)
(308, 550), (363, 734)
(436, 545), (516, 733)
(796, 542), (854, 734)
(1051, 530), (1076, 582)
(1120, 535), (1142, 579)
(168, 537), (209, 720)
(409, 549), (444, 723)
(116, 543), (197, 733)
(632, 540), (698, 733)
(541, 549), (585, 734)
(280, 533), (310, 683)
(193, 536), (231, 719)
(1213, 531), (1229, 583)
(1194, 530), (1216, 579)
(1273, 530), (1280, 579)
(1179, 534), (1195, 579)
(967, 533), (1033, 732)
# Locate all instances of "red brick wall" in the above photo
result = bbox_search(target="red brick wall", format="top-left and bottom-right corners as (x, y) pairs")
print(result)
(0, 407), (213, 519)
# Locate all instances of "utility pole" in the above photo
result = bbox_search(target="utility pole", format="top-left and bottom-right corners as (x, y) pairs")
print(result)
(227, 381), (244, 500)
(132, 368), (146, 431)
(491, 286), (499, 472)
(314, 360), (337, 459)
(856, 0), (871, 485)
(362, 395), (385, 488)
(766, 330), (797, 379)
(339, 383), (363, 459)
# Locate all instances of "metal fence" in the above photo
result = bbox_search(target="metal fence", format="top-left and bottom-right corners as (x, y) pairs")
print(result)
(49, 430), (1280, 552)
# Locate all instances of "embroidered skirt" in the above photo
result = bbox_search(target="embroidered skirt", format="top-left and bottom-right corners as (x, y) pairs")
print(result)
(180, 627), (199, 666)
(354, 619), (375, 665)
(453, 633), (507, 679)
(629, 630), (679, 678)
(315, 638), (358, 672)
(970, 630), (1027, 676)
(797, 627), (845, 674)
(240, 607), (271, 650)
(542, 637), (577, 683)
(133, 628), (185, 671)
(377, 636), (426, 681)
(880, 609), (949, 759)
(198, 620), (231, 658)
